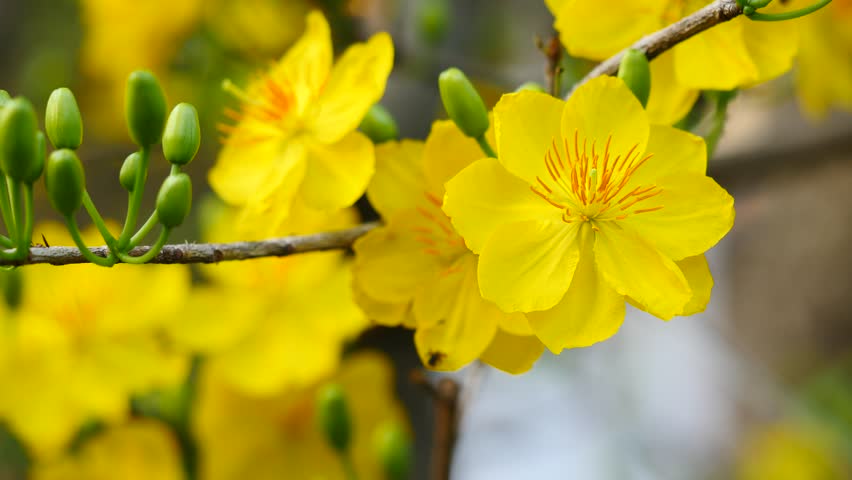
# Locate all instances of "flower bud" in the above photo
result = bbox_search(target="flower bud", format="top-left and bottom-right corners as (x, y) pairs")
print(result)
(45, 149), (85, 217)
(418, 0), (450, 46)
(316, 383), (352, 453)
(359, 104), (399, 144)
(438, 68), (490, 139)
(515, 82), (546, 93)
(373, 421), (412, 480)
(0, 97), (40, 182)
(155, 173), (192, 228)
(119, 152), (144, 192)
(125, 70), (167, 146)
(163, 103), (200, 166)
(617, 49), (651, 108)
(0, 268), (23, 310)
(45, 87), (84, 150)
(24, 131), (46, 184)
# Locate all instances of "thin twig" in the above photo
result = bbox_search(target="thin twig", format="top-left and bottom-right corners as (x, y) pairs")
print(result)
(568, 0), (743, 97)
(410, 370), (461, 480)
(1, 222), (379, 266)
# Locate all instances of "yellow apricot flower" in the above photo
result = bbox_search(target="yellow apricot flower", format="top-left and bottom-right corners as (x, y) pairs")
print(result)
(166, 200), (367, 396)
(194, 351), (409, 480)
(209, 11), (394, 232)
(353, 121), (545, 373)
(737, 422), (849, 480)
(31, 420), (184, 480)
(793, 0), (852, 116)
(443, 76), (734, 353)
(0, 223), (189, 459)
(545, 0), (799, 124)
(203, 0), (312, 56)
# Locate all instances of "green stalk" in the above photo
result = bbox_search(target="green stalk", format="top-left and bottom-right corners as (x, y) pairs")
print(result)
(117, 147), (149, 251)
(65, 216), (115, 267)
(128, 211), (159, 249)
(341, 452), (358, 480)
(747, 0), (832, 21)
(83, 191), (117, 249)
(8, 181), (26, 258)
(475, 135), (497, 158)
(21, 183), (34, 257)
(115, 227), (170, 264)
(0, 235), (13, 249)
(0, 176), (17, 241)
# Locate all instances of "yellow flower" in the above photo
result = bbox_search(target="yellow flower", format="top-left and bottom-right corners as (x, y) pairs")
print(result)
(443, 76), (734, 353)
(793, 0), (852, 116)
(209, 11), (394, 232)
(194, 351), (409, 480)
(31, 420), (184, 480)
(737, 422), (849, 480)
(0, 223), (189, 458)
(166, 200), (367, 396)
(545, 0), (798, 123)
(203, 0), (312, 56)
(353, 121), (545, 373)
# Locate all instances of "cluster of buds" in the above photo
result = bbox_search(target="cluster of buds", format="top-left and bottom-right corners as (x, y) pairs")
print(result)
(38, 70), (199, 266)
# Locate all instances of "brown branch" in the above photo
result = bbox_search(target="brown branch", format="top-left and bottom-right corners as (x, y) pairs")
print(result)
(568, 0), (744, 97)
(1, 222), (379, 266)
(410, 370), (460, 480)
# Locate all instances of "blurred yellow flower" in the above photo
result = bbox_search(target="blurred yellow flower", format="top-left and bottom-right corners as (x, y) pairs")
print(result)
(194, 351), (408, 480)
(209, 11), (394, 232)
(545, 0), (798, 124)
(443, 77), (734, 352)
(204, 0), (312, 56)
(353, 122), (544, 373)
(0, 223), (189, 459)
(737, 422), (849, 480)
(794, 0), (852, 116)
(32, 420), (184, 480)
(166, 201), (367, 396)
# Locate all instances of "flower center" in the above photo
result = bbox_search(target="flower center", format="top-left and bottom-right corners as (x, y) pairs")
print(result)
(530, 131), (664, 229)
(218, 76), (305, 145)
(412, 192), (467, 259)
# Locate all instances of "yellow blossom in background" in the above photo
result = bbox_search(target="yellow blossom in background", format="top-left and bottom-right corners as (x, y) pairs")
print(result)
(353, 121), (545, 373)
(0, 223), (189, 459)
(195, 351), (408, 480)
(737, 422), (849, 480)
(166, 200), (367, 397)
(32, 420), (184, 480)
(443, 76), (734, 353)
(210, 11), (394, 234)
(545, 0), (799, 124)
(793, 0), (852, 116)
(204, 0), (312, 56)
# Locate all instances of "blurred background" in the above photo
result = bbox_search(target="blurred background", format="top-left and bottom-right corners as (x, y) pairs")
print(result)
(0, 0), (851, 479)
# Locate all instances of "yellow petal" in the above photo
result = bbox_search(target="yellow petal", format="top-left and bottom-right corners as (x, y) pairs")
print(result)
(479, 330), (545, 375)
(478, 219), (581, 312)
(311, 32), (394, 144)
(623, 173), (734, 260)
(673, 18), (759, 90)
(646, 50), (700, 125)
(353, 217), (443, 304)
(678, 254), (713, 316)
(166, 288), (261, 354)
(352, 282), (414, 328)
(594, 222), (691, 319)
(368, 140), (426, 220)
(631, 124), (707, 187)
(422, 120), (485, 196)
(443, 157), (561, 254)
(273, 10), (333, 114)
(741, 15), (798, 84)
(299, 131), (374, 211)
(493, 91), (565, 186)
(554, 0), (663, 59)
(562, 76), (650, 166)
(496, 311), (534, 336)
(527, 235), (625, 352)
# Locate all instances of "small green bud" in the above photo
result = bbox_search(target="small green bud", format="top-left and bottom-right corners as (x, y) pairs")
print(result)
(155, 173), (192, 228)
(0, 90), (10, 108)
(0, 98), (40, 182)
(373, 421), (412, 480)
(515, 82), (546, 93)
(45, 88), (84, 150)
(163, 103), (200, 166)
(45, 149), (85, 217)
(24, 131), (46, 184)
(617, 49), (651, 108)
(359, 104), (399, 144)
(125, 70), (168, 146)
(316, 383), (352, 453)
(439, 68), (490, 139)
(418, 0), (450, 45)
(1, 268), (23, 310)
(119, 152), (144, 192)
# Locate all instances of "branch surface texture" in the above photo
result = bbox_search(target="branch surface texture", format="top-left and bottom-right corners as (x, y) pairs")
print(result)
(3, 222), (379, 266)
(569, 0), (744, 96)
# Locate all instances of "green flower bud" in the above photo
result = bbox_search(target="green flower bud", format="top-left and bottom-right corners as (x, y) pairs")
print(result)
(24, 131), (46, 184)
(163, 103), (200, 166)
(119, 152), (144, 192)
(45, 149), (85, 217)
(617, 49), (651, 108)
(418, 0), (450, 46)
(45, 88), (84, 150)
(0, 90), (10, 108)
(1, 268), (23, 310)
(373, 421), (412, 480)
(438, 68), (490, 139)
(515, 82), (546, 93)
(316, 383), (352, 453)
(125, 70), (167, 147)
(155, 173), (192, 228)
(359, 104), (399, 144)
(0, 97), (40, 182)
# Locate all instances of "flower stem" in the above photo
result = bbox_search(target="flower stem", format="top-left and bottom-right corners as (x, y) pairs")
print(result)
(21, 183), (34, 257)
(128, 211), (159, 249)
(64, 216), (115, 267)
(8, 181), (27, 258)
(747, 0), (832, 21)
(341, 452), (359, 480)
(0, 175), (16, 240)
(115, 227), (170, 264)
(83, 190), (117, 249)
(117, 147), (149, 251)
(475, 135), (497, 158)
